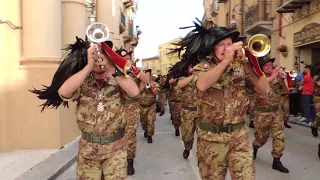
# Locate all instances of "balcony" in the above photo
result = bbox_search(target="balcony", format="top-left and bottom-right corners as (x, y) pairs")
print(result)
(244, 1), (274, 35)
(119, 11), (126, 34)
(276, 0), (311, 13)
(123, 22), (134, 43)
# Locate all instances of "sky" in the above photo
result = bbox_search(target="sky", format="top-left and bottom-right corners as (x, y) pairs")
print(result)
(133, 0), (204, 61)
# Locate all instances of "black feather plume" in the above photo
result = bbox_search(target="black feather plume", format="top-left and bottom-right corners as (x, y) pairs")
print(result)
(29, 36), (90, 112)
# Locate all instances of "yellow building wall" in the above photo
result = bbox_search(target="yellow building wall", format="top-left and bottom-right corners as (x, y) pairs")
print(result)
(158, 37), (182, 75)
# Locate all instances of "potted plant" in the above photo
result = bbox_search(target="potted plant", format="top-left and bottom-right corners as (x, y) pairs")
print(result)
(277, 44), (288, 57)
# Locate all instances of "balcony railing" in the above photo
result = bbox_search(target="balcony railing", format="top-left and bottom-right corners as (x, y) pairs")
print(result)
(244, 1), (273, 30)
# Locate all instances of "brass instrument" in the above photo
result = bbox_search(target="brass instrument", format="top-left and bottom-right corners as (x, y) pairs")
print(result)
(237, 34), (271, 62)
(86, 22), (110, 70)
(288, 69), (298, 80)
(146, 83), (151, 89)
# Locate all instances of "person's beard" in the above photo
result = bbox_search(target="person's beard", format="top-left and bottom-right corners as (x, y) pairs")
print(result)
(303, 71), (307, 75)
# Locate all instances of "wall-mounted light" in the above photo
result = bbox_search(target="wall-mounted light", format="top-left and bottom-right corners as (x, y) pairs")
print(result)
(0, 17), (22, 29)
(88, 13), (96, 24)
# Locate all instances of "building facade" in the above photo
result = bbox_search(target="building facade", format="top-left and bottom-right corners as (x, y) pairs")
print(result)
(158, 37), (182, 75)
(0, 0), (140, 152)
(203, 0), (320, 72)
(141, 56), (161, 74)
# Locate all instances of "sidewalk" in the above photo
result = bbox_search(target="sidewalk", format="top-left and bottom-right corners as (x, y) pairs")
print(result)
(0, 149), (58, 180)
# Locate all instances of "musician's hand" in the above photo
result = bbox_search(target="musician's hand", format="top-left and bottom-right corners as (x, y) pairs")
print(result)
(86, 44), (96, 71)
(224, 41), (244, 64)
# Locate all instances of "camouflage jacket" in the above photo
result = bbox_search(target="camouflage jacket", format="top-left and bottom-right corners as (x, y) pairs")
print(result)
(255, 77), (285, 107)
(193, 60), (253, 142)
(179, 75), (197, 107)
(139, 81), (158, 106)
(158, 75), (168, 94)
(169, 82), (183, 102)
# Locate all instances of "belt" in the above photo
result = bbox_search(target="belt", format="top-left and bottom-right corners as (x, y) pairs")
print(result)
(256, 105), (278, 112)
(140, 103), (155, 107)
(281, 94), (288, 97)
(181, 104), (197, 111)
(126, 98), (139, 104)
(81, 129), (125, 145)
(198, 121), (245, 134)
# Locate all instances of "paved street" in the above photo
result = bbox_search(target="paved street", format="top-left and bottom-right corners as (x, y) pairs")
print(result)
(57, 107), (320, 180)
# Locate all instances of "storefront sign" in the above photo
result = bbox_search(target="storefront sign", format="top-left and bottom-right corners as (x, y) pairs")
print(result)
(294, 23), (320, 47)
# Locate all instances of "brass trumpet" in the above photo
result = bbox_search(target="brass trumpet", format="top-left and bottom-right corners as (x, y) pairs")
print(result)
(236, 34), (271, 62)
(86, 22), (110, 70)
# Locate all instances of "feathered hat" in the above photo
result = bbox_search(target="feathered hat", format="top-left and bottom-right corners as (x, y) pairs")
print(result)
(29, 36), (113, 112)
(115, 48), (133, 57)
(163, 18), (240, 88)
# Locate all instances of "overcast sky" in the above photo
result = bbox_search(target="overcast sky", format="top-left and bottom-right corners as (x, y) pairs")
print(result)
(133, 0), (204, 61)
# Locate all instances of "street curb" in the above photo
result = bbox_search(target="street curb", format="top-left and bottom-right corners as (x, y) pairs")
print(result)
(15, 137), (80, 180)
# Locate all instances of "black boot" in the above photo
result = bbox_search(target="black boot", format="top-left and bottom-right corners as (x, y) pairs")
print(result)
(147, 136), (153, 143)
(127, 159), (135, 175)
(144, 131), (148, 138)
(175, 129), (180, 136)
(253, 145), (258, 160)
(284, 121), (292, 128)
(183, 149), (190, 159)
(171, 115), (173, 120)
(318, 143), (320, 159)
(249, 120), (254, 128)
(159, 110), (164, 116)
(272, 158), (289, 173)
(311, 126), (318, 137)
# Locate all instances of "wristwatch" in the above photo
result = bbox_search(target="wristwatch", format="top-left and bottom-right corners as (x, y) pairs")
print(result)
(112, 68), (122, 77)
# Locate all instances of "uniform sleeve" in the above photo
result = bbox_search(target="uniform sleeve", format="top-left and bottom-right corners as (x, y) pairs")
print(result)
(58, 89), (80, 102)
(192, 62), (208, 87)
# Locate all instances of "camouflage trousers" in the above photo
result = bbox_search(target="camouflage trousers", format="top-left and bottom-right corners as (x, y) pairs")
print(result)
(171, 101), (182, 129)
(158, 93), (167, 112)
(253, 109), (285, 158)
(312, 96), (320, 128)
(197, 133), (255, 180)
(140, 103), (156, 136)
(125, 102), (140, 159)
(77, 138), (127, 180)
(247, 94), (255, 120)
(281, 95), (290, 121)
(180, 105), (197, 150)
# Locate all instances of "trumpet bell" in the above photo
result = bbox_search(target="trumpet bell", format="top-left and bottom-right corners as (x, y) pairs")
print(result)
(247, 34), (271, 57)
(289, 69), (298, 78)
(86, 22), (110, 43)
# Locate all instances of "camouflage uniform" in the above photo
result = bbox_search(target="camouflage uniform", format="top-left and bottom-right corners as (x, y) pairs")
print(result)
(253, 78), (285, 158)
(193, 61), (255, 180)
(248, 92), (256, 120)
(179, 75), (198, 151)
(158, 75), (168, 114)
(59, 74), (127, 180)
(169, 83), (183, 130)
(139, 82), (158, 136)
(124, 77), (140, 160)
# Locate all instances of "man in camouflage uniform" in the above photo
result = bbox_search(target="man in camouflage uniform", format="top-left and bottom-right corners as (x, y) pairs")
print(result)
(169, 78), (182, 136)
(177, 65), (198, 159)
(59, 43), (139, 179)
(158, 75), (168, 116)
(116, 48), (145, 175)
(185, 25), (270, 179)
(139, 69), (159, 143)
(252, 57), (289, 173)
